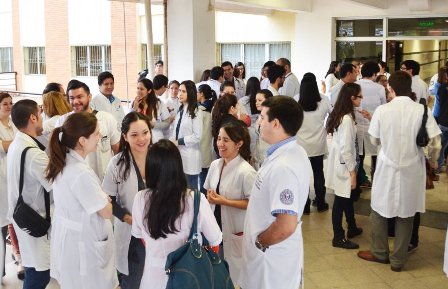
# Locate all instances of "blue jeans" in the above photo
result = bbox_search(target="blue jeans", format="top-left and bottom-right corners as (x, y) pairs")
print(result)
(438, 124), (448, 168)
(199, 168), (209, 194)
(23, 267), (50, 289)
(121, 236), (145, 289)
(186, 174), (199, 191)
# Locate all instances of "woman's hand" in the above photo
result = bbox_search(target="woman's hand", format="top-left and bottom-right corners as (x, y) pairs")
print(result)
(133, 96), (143, 111)
(350, 171), (356, 190)
(360, 109), (371, 121)
(207, 190), (227, 206)
(123, 214), (133, 225)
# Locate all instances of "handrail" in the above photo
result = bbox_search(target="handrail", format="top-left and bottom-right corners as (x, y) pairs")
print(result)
(0, 72), (18, 91)
(0, 90), (41, 96)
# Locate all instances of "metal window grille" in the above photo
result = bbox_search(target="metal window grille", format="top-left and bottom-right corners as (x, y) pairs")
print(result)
(72, 45), (111, 77)
(24, 47), (46, 75)
(141, 44), (163, 70)
(0, 47), (13, 73)
(218, 42), (291, 79)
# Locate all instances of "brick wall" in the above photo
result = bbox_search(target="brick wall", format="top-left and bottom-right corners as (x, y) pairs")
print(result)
(44, 0), (71, 90)
(111, 1), (139, 103)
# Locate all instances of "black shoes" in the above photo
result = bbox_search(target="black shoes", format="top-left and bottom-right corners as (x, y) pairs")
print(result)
(347, 227), (363, 238)
(311, 200), (329, 213)
(332, 238), (359, 249)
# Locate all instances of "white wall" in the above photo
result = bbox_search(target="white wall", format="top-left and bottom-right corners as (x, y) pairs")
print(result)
(138, 4), (164, 44)
(0, 0), (13, 47)
(19, 0), (45, 46)
(68, 0), (111, 45)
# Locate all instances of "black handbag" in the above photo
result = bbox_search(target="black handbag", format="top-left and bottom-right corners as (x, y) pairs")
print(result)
(416, 104), (430, 147)
(13, 147), (51, 238)
(165, 190), (234, 289)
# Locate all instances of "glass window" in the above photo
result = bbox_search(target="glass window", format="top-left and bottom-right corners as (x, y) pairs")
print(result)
(220, 44), (241, 67)
(269, 43), (291, 63)
(336, 41), (382, 63)
(389, 17), (448, 37)
(141, 44), (163, 70)
(71, 45), (111, 77)
(336, 19), (383, 37)
(0, 47), (13, 73)
(24, 47), (46, 75)
(244, 44), (265, 79)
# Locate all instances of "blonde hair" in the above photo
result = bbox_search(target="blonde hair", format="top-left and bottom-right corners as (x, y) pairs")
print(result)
(42, 91), (71, 117)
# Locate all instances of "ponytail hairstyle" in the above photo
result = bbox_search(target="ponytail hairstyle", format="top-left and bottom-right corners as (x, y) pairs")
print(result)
(326, 83), (360, 134)
(211, 93), (238, 139)
(46, 112), (97, 181)
(144, 139), (188, 239)
(117, 111), (152, 181)
(197, 83), (217, 112)
(138, 78), (160, 121)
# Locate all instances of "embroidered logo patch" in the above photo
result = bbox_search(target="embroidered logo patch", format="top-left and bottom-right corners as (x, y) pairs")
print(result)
(280, 189), (294, 205)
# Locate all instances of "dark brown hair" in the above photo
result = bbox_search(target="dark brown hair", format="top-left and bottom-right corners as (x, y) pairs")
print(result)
(326, 83), (360, 134)
(220, 122), (251, 161)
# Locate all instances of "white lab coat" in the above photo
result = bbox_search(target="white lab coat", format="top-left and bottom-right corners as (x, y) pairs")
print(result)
(238, 96), (258, 154)
(279, 72), (301, 98)
(56, 111), (120, 181)
(132, 190), (222, 289)
(296, 95), (331, 157)
(324, 73), (339, 97)
(162, 96), (181, 139)
(91, 92), (126, 131)
(151, 100), (171, 143)
(368, 96), (441, 218)
(239, 140), (311, 289)
(412, 75), (430, 103)
(199, 106), (213, 169)
(172, 105), (203, 175)
(330, 80), (345, 106)
(355, 79), (386, 155)
(102, 152), (142, 275)
(233, 77), (246, 99)
(0, 118), (16, 227)
(7, 132), (52, 271)
(50, 150), (117, 289)
(204, 155), (256, 281)
(39, 115), (62, 149)
(325, 114), (357, 198)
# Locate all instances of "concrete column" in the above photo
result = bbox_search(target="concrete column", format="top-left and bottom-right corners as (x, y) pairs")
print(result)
(11, 0), (23, 91)
(45, 0), (71, 87)
(167, 0), (215, 82)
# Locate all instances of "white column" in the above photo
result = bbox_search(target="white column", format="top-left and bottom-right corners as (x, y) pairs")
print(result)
(167, 0), (215, 82)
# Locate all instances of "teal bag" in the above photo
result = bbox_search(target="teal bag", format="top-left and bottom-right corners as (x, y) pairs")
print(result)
(165, 190), (234, 289)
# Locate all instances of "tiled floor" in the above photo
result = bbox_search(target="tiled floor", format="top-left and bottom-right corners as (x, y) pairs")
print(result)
(2, 210), (446, 289)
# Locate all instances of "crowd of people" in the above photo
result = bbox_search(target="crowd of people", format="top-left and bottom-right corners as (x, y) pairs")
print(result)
(0, 57), (447, 289)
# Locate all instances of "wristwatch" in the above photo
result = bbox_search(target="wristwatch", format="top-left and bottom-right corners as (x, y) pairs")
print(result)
(255, 236), (269, 252)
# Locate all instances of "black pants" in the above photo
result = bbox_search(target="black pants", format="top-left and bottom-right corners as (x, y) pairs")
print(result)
(358, 154), (377, 181)
(120, 236), (146, 289)
(307, 155), (326, 205)
(1, 225), (7, 277)
(332, 193), (358, 240)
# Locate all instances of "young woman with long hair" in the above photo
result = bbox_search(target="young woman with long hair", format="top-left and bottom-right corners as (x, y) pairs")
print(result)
(204, 121), (256, 281)
(325, 83), (365, 250)
(102, 111), (152, 288)
(46, 112), (117, 289)
(133, 78), (170, 142)
(297, 73), (332, 213)
(324, 60), (340, 96)
(131, 140), (222, 289)
(252, 89), (274, 170)
(197, 84), (217, 193)
(172, 80), (203, 190)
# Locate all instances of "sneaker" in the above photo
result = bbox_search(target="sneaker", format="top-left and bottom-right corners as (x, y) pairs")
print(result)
(360, 180), (372, 188)
(332, 238), (359, 249)
(408, 244), (418, 253)
(347, 227), (363, 238)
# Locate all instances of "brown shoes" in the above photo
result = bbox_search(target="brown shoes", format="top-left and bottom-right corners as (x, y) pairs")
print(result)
(357, 250), (390, 264)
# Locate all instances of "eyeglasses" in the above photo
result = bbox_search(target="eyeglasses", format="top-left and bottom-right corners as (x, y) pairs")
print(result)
(356, 95), (363, 99)
(400, 66), (408, 71)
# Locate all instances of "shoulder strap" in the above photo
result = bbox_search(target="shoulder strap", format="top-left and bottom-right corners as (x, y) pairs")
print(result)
(92, 110), (98, 115)
(422, 104), (428, 126)
(19, 146), (51, 222)
(188, 190), (201, 241)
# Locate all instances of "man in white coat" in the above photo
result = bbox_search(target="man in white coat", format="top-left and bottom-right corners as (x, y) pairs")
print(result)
(239, 96), (311, 289)
(90, 71), (125, 131)
(357, 71), (441, 272)
(330, 63), (358, 106)
(277, 58), (301, 98)
(400, 60), (430, 104)
(56, 80), (120, 181)
(7, 99), (52, 289)
(221, 61), (246, 99)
